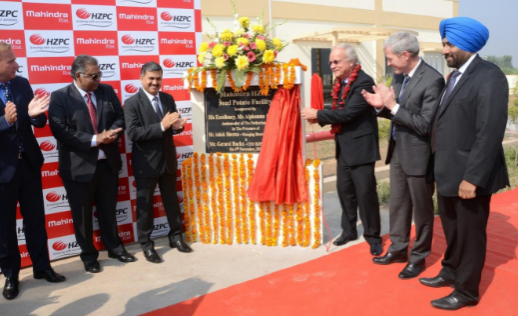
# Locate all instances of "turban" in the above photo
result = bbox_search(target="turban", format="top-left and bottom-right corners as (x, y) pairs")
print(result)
(439, 17), (489, 53)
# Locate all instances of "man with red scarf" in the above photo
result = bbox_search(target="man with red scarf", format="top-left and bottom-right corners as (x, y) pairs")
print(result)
(302, 44), (382, 255)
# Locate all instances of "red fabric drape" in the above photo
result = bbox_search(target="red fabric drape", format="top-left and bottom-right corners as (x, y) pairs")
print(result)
(311, 73), (324, 110)
(247, 86), (308, 204)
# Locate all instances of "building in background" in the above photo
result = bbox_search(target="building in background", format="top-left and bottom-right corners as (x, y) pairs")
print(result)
(200, 0), (457, 103)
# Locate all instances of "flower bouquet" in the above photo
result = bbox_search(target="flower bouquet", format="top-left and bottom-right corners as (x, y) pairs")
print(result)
(186, 1), (301, 95)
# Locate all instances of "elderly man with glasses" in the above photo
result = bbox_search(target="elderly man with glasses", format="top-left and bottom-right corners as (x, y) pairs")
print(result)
(48, 55), (136, 273)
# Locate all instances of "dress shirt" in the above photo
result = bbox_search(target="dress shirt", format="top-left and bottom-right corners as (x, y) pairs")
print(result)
(439, 53), (477, 104)
(390, 58), (422, 115)
(1, 81), (39, 127)
(141, 88), (166, 132)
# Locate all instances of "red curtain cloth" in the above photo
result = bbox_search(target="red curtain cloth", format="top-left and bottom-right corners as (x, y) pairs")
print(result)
(247, 86), (308, 205)
(311, 73), (324, 110)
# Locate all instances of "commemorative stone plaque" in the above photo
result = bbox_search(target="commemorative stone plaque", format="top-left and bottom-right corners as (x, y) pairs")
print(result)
(204, 86), (276, 153)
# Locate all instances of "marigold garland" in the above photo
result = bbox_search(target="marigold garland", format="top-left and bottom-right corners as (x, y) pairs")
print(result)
(272, 204), (280, 246)
(288, 204), (296, 246)
(200, 154), (211, 244)
(247, 153), (256, 244)
(281, 204), (288, 247)
(296, 202), (304, 246)
(266, 202), (272, 246)
(259, 202), (266, 245)
(223, 153), (232, 245)
(182, 161), (192, 242)
(330, 64), (361, 134)
(312, 159), (322, 249)
(210, 69), (218, 92)
(216, 153), (226, 244)
(303, 159), (312, 247)
(239, 154), (249, 244)
(208, 154), (219, 244)
(193, 153), (203, 243)
(231, 154), (242, 244)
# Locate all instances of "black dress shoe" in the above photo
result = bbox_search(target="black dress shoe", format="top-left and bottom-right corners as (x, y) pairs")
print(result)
(431, 293), (477, 310)
(398, 262), (424, 279)
(333, 234), (357, 246)
(108, 250), (137, 263)
(170, 239), (193, 253)
(2, 277), (19, 300)
(144, 249), (162, 263)
(33, 269), (66, 283)
(373, 252), (408, 265)
(419, 275), (454, 288)
(84, 260), (101, 273)
(370, 243), (383, 256)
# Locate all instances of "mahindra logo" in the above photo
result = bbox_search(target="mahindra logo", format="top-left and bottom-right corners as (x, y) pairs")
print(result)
(52, 241), (67, 251)
(122, 34), (135, 45)
(34, 88), (51, 98)
(125, 84), (138, 94)
(163, 59), (175, 68)
(40, 140), (56, 152)
(160, 12), (173, 21)
(76, 9), (91, 19)
(30, 34), (45, 45)
(177, 195), (183, 203)
(46, 192), (61, 202)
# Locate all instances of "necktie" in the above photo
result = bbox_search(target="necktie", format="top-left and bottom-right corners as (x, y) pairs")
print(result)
(152, 96), (163, 120)
(1, 82), (12, 103)
(392, 75), (411, 140)
(86, 92), (98, 134)
(431, 70), (462, 153)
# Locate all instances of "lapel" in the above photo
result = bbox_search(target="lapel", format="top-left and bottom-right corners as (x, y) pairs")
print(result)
(69, 83), (95, 134)
(8, 78), (25, 129)
(399, 61), (426, 106)
(159, 91), (171, 114)
(438, 55), (481, 118)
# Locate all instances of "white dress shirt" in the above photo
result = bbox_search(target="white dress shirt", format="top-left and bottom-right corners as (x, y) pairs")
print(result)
(141, 88), (166, 132)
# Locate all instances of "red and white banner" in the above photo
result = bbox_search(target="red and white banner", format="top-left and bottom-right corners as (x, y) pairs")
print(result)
(0, 0), (198, 268)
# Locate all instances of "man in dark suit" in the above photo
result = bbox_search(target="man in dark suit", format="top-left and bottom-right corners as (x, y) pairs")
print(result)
(0, 42), (65, 300)
(49, 55), (136, 273)
(302, 44), (382, 255)
(362, 32), (445, 279)
(418, 18), (509, 310)
(124, 61), (192, 263)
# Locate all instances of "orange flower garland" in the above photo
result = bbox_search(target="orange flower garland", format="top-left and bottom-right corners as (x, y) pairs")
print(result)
(182, 160), (192, 242)
(246, 154), (256, 244)
(288, 204), (296, 246)
(265, 202), (272, 246)
(231, 154), (241, 244)
(239, 154), (248, 244)
(210, 69), (218, 92)
(187, 69), (194, 93)
(296, 202), (304, 246)
(303, 159), (312, 247)
(259, 202), (266, 245)
(200, 154), (211, 244)
(242, 72), (254, 92)
(312, 159), (322, 248)
(216, 153), (226, 244)
(272, 204), (280, 246)
(208, 154), (218, 244)
(281, 204), (288, 247)
(223, 154), (232, 245)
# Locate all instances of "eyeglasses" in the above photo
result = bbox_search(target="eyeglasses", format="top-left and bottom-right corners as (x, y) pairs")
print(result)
(81, 72), (103, 80)
(328, 59), (343, 66)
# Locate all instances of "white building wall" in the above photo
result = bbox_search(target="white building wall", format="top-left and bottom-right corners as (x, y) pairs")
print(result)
(273, 0), (376, 10)
(383, 0), (454, 18)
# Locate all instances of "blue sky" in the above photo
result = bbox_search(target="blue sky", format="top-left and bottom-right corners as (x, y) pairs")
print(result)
(459, 0), (518, 67)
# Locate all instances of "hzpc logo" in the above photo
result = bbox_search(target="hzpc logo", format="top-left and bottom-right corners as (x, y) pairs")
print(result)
(118, 32), (158, 55)
(158, 9), (194, 31)
(26, 31), (74, 56)
(73, 6), (115, 29)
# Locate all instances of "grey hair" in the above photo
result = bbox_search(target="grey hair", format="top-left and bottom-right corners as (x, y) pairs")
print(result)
(383, 32), (420, 57)
(71, 55), (98, 79)
(141, 61), (162, 77)
(332, 43), (359, 64)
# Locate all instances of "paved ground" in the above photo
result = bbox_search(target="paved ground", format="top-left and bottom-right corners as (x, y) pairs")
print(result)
(0, 191), (390, 316)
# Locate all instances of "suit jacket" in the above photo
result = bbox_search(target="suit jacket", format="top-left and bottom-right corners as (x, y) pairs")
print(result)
(124, 89), (183, 178)
(434, 56), (509, 196)
(378, 61), (445, 176)
(0, 76), (46, 183)
(48, 83), (124, 183)
(317, 69), (380, 167)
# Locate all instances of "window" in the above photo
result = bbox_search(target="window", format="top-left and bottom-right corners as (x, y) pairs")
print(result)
(422, 52), (444, 75)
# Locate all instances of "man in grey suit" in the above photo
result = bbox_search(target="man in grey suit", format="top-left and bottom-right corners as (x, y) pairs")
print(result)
(362, 32), (445, 279)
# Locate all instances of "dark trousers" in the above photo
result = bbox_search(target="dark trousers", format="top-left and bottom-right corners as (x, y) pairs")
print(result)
(336, 160), (381, 245)
(135, 172), (182, 251)
(62, 160), (123, 262)
(388, 149), (435, 262)
(437, 193), (491, 302)
(0, 157), (51, 277)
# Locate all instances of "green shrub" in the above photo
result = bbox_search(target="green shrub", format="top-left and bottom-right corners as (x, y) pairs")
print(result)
(378, 118), (391, 141)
